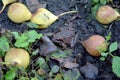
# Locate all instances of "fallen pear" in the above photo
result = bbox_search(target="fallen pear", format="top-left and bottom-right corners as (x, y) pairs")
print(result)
(82, 35), (107, 56)
(96, 5), (120, 24)
(0, 0), (17, 14)
(4, 48), (30, 69)
(31, 8), (78, 29)
(7, 3), (32, 23)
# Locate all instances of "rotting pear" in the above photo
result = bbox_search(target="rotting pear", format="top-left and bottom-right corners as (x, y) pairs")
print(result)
(31, 8), (78, 29)
(0, 0), (17, 14)
(31, 8), (58, 29)
(7, 3), (32, 23)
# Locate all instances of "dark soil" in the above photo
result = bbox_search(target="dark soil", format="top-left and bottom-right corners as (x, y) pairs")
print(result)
(1, 0), (120, 80)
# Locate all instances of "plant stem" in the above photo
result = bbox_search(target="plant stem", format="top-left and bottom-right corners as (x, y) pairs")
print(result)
(58, 10), (78, 17)
(108, 52), (114, 57)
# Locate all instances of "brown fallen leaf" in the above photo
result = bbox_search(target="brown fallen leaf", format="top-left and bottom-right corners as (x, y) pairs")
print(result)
(40, 36), (58, 55)
(70, 34), (78, 47)
(52, 27), (78, 49)
(52, 57), (79, 69)
(63, 61), (79, 69)
(80, 62), (98, 79)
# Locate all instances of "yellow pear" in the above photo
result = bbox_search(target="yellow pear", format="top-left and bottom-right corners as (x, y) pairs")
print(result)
(0, 0), (17, 14)
(31, 8), (78, 29)
(8, 3), (32, 23)
(5, 48), (30, 69)
(31, 8), (58, 29)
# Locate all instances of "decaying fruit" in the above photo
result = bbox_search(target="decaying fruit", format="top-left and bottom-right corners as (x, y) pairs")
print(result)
(31, 8), (78, 29)
(0, 0), (17, 14)
(31, 8), (58, 29)
(5, 48), (30, 69)
(7, 3), (32, 23)
(96, 5), (120, 24)
(82, 35), (107, 56)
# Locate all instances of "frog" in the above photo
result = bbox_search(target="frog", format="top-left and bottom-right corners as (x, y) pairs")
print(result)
(52, 27), (78, 49)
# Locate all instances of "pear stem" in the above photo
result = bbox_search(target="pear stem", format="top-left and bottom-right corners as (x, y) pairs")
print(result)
(0, 5), (6, 14)
(117, 14), (120, 19)
(0, 62), (9, 65)
(58, 10), (78, 17)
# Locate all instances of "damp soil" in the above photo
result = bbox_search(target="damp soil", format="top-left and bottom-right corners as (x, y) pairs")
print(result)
(0, 0), (120, 80)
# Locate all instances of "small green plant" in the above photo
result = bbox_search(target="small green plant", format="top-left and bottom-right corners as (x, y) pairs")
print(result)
(99, 32), (120, 77)
(100, 32), (113, 60)
(4, 66), (31, 80)
(100, 41), (118, 60)
(4, 67), (17, 80)
(0, 36), (10, 57)
(12, 30), (43, 48)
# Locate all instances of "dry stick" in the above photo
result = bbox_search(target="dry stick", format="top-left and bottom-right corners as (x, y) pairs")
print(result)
(58, 10), (79, 17)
